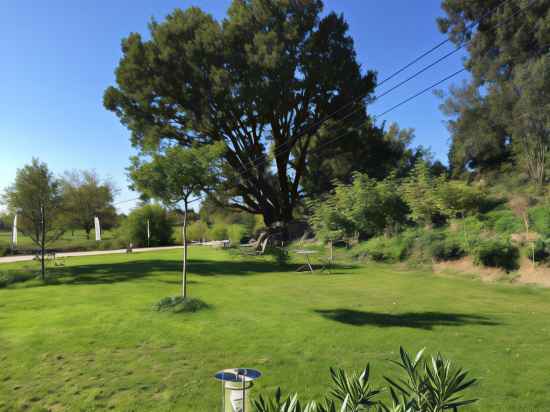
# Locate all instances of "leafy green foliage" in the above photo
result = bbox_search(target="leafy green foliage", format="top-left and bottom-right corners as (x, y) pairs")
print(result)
(428, 234), (465, 262)
(308, 173), (409, 242)
(529, 239), (550, 263)
(104, 0), (378, 227)
(384, 348), (477, 412)
(227, 224), (247, 246)
(61, 170), (117, 239)
(473, 239), (520, 272)
(254, 348), (477, 412)
(529, 205), (550, 238)
(483, 210), (522, 235)
(120, 204), (173, 247)
(302, 122), (426, 198)
(129, 144), (224, 210)
(153, 296), (208, 313)
(437, 0), (549, 181)
(400, 162), (445, 227)
(208, 223), (228, 241)
(2, 158), (65, 279)
(358, 236), (413, 263)
(436, 180), (486, 219)
(185, 221), (209, 242)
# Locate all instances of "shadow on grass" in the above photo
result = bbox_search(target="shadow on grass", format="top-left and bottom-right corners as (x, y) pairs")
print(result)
(7, 257), (324, 288)
(315, 309), (499, 330)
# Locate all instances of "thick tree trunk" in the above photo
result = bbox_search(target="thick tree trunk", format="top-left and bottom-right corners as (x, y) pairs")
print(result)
(182, 201), (188, 299)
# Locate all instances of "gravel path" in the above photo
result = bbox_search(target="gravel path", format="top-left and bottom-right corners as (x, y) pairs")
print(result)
(0, 245), (184, 264)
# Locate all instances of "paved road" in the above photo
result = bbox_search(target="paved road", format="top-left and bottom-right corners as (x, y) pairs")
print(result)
(0, 245), (184, 265)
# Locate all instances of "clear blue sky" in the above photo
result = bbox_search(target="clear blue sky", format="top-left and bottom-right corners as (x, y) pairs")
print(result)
(0, 0), (469, 213)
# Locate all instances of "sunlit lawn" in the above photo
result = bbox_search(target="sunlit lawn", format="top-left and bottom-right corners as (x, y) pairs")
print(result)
(0, 229), (119, 252)
(1, 247), (549, 411)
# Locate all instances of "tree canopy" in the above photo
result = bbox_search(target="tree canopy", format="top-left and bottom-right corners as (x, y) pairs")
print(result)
(61, 170), (117, 239)
(2, 159), (65, 279)
(437, 0), (550, 183)
(104, 0), (380, 229)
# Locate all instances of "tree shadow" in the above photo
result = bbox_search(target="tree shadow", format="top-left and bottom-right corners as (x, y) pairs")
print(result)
(14, 258), (305, 288)
(315, 309), (500, 330)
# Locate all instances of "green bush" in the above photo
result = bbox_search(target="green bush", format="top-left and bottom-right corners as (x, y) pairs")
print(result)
(254, 347), (477, 412)
(120, 204), (174, 247)
(227, 224), (247, 246)
(177, 220), (209, 243)
(484, 210), (522, 235)
(153, 296), (208, 313)
(529, 239), (550, 263)
(474, 239), (519, 271)
(429, 235), (466, 261)
(208, 223), (228, 241)
(359, 234), (413, 262)
(530, 206), (550, 237)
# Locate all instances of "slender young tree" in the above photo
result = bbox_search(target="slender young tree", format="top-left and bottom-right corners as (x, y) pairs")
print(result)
(128, 143), (223, 298)
(2, 159), (64, 279)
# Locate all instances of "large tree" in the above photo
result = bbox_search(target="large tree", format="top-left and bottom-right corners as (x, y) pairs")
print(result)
(300, 122), (426, 197)
(437, 0), (550, 181)
(61, 170), (117, 239)
(2, 159), (64, 279)
(128, 143), (223, 298)
(104, 0), (377, 230)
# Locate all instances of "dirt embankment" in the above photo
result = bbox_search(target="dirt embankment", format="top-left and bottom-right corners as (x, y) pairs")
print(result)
(433, 256), (550, 287)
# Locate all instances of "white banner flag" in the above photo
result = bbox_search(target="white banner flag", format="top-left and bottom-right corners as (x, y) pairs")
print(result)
(147, 219), (150, 243)
(12, 215), (17, 247)
(94, 216), (101, 241)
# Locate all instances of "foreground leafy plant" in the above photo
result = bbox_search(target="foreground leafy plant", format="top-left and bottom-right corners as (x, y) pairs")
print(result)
(254, 348), (477, 412)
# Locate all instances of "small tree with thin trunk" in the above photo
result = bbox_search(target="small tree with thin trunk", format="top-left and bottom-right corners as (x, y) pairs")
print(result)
(129, 143), (223, 298)
(509, 195), (536, 267)
(2, 159), (65, 280)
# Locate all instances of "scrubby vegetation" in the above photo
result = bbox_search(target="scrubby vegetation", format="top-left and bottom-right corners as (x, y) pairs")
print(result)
(311, 161), (550, 275)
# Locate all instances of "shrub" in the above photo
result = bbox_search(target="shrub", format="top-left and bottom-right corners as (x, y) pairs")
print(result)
(529, 239), (550, 263)
(359, 234), (413, 262)
(484, 210), (522, 235)
(208, 223), (228, 241)
(254, 347), (477, 412)
(429, 236), (466, 261)
(153, 296), (208, 313)
(227, 224), (247, 246)
(474, 239), (520, 271)
(120, 204), (174, 247)
(179, 220), (209, 243)
(530, 205), (550, 238)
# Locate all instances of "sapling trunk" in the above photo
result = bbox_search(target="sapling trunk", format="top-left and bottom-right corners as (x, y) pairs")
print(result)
(40, 204), (46, 281)
(182, 201), (188, 298)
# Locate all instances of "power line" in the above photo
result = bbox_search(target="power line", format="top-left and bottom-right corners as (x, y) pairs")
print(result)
(185, 66), (466, 207)
(137, 0), (539, 208)
(206, 0), (533, 183)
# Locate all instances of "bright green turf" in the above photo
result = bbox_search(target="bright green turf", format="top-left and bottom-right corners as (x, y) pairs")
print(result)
(1, 248), (549, 411)
(0, 229), (119, 252)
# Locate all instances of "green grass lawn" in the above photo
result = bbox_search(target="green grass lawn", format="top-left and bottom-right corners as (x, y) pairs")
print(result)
(1, 248), (549, 411)
(0, 229), (120, 253)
